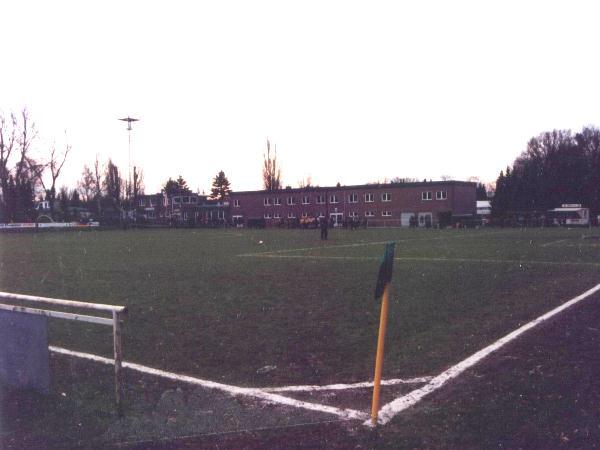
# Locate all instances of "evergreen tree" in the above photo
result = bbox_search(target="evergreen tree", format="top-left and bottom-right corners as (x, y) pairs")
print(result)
(163, 175), (191, 195)
(210, 170), (231, 200)
(70, 189), (81, 208)
(475, 183), (488, 200)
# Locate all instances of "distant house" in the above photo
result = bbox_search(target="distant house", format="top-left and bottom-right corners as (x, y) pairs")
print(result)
(34, 201), (51, 212)
(476, 200), (491, 224)
(547, 204), (590, 226)
(135, 192), (228, 226)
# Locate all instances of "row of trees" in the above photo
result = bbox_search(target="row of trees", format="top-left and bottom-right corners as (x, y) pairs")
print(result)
(0, 110), (72, 222)
(162, 171), (232, 201)
(0, 108), (239, 223)
(492, 127), (600, 218)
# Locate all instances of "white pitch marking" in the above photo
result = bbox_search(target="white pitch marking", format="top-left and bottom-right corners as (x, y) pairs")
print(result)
(242, 254), (600, 268)
(540, 239), (569, 247)
(366, 282), (600, 427)
(262, 376), (433, 393)
(397, 256), (600, 268)
(237, 232), (492, 258)
(237, 240), (391, 257)
(49, 346), (369, 421)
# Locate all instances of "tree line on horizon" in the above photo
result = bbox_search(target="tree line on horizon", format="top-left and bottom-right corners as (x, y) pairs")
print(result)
(5, 109), (597, 224)
(492, 126), (600, 220)
(0, 110), (233, 223)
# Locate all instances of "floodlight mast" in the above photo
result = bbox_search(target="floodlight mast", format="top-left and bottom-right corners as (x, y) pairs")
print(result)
(118, 117), (139, 218)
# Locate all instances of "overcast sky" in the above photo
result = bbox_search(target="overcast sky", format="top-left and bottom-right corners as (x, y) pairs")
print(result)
(3, 1), (600, 194)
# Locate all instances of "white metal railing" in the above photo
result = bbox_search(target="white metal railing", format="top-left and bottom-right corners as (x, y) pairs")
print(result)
(0, 291), (127, 414)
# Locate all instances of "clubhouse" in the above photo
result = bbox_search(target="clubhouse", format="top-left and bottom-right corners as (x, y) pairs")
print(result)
(229, 180), (476, 228)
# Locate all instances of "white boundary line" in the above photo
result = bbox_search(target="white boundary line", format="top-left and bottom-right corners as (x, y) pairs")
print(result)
(367, 282), (600, 426)
(240, 253), (600, 268)
(540, 239), (569, 247)
(262, 376), (433, 393)
(49, 346), (369, 421)
(237, 240), (391, 257)
(237, 232), (498, 258)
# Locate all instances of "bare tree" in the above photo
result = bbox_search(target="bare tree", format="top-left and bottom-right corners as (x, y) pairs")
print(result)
(104, 159), (123, 210)
(390, 177), (419, 183)
(262, 139), (282, 191)
(31, 141), (71, 219)
(297, 176), (312, 189)
(133, 165), (144, 202)
(93, 155), (103, 215)
(0, 110), (39, 221)
(77, 164), (96, 203)
(0, 113), (18, 196)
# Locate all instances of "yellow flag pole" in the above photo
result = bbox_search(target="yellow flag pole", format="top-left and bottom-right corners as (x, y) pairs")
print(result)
(371, 282), (391, 426)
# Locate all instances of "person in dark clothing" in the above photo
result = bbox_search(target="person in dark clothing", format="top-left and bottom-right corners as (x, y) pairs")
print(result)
(320, 216), (328, 240)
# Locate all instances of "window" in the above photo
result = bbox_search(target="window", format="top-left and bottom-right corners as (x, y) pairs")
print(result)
(264, 213), (272, 219)
(274, 212), (281, 219)
(316, 195), (326, 204)
(382, 211), (392, 217)
(264, 198), (272, 206)
(422, 191), (433, 201)
(234, 199), (240, 207)
(287, 197), (296, 205)
(183, 196), (190, 204)
(330, 194), (339, 204)
(173, 197), (181, 204)
(147, 211), (155, 219)
(436, 190), (447, 200)
(287, 212), (296, 219)
(138, 199), (145, 206)
(274, 197), (282, 206)
(301, 212), (308, 218)
(149, 199), (156, 207)
(348, 193), (358, 203)
(382, 193), (391, 202)
(365, 193), (374, 203)
(218, 210), (225, 219)
(317, 211), (325, 218)
(349, 211), (359, 218)
(183, 211), (188, 220)
(365, 211), (375, 217)
(302, 196), (310, 205)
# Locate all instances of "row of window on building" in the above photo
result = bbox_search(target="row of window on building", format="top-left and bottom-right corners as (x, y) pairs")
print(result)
(141, 210), (226, 220)
(234, 190), (448, 208)
(259, 211), (398, 219)
(138, 195), (228, 208)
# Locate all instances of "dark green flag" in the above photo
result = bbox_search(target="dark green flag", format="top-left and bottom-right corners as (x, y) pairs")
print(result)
(374, 242), (396, 300)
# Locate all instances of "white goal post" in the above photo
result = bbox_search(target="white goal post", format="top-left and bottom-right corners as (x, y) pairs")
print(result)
(366, 219), (405, 228)
(0, 291), (127, 414)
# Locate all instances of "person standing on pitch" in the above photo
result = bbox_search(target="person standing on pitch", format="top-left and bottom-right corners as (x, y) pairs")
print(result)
(320, 216), (328, 240)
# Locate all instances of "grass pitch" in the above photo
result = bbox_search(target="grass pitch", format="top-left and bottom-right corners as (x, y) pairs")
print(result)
(1, 226), (599, 391)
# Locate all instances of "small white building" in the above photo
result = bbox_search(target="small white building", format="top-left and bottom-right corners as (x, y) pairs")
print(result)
(476, 200), (491, 224)
(548, 204), (590, 226)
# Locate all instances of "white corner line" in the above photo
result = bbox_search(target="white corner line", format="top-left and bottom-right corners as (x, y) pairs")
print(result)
(48, 346), (369, 422)
(366, 282), (600, 427)
(262, 376), (433, 393)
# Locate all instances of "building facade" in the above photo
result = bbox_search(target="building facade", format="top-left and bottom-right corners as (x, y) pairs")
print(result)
(136, 192), (229, 226)
(229, 181), (476, 227)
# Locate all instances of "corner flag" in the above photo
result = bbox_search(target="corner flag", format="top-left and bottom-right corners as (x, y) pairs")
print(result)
(374, 242), (396, 300)
(371, 241), (396, 426)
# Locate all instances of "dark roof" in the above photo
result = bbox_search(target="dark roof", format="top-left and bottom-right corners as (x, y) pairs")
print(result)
(230, 180), (476, 196)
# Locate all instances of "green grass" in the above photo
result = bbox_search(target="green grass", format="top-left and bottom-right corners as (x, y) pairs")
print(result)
(1, 226), (599, 389)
